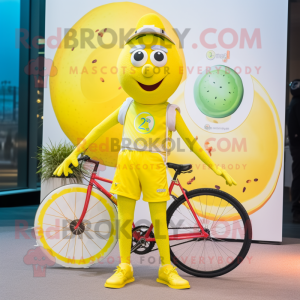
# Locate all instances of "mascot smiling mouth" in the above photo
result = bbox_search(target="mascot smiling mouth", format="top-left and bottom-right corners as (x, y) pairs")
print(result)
(137, 78), (165, 91)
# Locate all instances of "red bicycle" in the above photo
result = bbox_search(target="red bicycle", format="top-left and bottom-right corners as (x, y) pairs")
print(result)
(34, 155), (252, 277)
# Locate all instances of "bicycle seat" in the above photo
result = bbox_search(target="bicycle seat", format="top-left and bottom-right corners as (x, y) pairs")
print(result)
(167, 162), (192, 172)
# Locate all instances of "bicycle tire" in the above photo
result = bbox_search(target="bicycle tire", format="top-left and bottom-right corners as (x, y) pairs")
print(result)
(167, 188), (252, 277)
(34, 184), (118, 268)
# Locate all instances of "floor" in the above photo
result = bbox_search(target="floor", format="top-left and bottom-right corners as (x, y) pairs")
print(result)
(0, 188), (299, 299)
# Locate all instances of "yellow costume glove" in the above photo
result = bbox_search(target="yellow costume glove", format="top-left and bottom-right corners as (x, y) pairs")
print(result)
(53, 107), (120, 177)
(175, 111), (237, 186)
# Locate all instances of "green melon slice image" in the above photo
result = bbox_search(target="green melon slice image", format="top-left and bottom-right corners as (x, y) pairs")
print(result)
(194, 65), (244, 118)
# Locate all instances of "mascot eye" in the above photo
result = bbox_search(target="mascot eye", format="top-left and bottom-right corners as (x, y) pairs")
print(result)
(131, 49), (148, 67)
(150, 50), (167, 67)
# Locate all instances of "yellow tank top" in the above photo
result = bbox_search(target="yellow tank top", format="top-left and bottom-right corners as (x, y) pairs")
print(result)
(118, 98), (180, 159)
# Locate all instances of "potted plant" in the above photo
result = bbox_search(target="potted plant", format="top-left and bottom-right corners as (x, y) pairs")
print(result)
(37, 141), (91, 202)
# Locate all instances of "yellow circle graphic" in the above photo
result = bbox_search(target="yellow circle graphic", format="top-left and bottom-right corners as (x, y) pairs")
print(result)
(49, 2), (186, 167)
(134, 112), (155, 134)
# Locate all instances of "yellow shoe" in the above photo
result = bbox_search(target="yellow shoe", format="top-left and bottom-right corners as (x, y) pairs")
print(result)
(157, 264), (190, 289)
(104, 263), (135, 288)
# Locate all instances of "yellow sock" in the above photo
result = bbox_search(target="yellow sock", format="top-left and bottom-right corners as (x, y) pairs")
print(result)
(149, 201), (171, 265)
(117, 195), (136, 264)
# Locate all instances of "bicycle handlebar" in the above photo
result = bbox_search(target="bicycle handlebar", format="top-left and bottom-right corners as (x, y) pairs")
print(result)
(77, 155), (99, 166)
(78, 155), (90, 162)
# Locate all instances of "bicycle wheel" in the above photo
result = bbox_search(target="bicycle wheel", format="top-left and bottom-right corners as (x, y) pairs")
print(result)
(34, 184), (118, 268)
(167, 188), (252, 277)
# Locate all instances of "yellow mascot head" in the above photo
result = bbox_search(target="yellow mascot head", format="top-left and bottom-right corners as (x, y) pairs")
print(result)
(117, 13), (183, 104)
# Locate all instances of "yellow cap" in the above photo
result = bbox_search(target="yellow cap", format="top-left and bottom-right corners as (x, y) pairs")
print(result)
(125, 13), (175, 45)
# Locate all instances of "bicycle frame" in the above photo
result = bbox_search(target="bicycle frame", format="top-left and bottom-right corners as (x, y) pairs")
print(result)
(74, 158), (209, 241)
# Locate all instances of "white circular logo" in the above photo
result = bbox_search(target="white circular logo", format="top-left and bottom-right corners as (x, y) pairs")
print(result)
(206, 50), (215, 60)
(134, 112), (155, 134)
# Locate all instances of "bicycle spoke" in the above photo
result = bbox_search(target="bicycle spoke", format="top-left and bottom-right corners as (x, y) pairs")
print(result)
(170, 239), (197, 249)
(87, 209), (107, 221)
(211, 238), (239, 257)
(45, 213), (71, 221)
(210, 198), (222, 230)
(73, 235), (77, 259)
(63, 195), (78, 220)
(209, 204), (236, 232)
(195, 241), (204, 271)
(85, 225), (108, 241)
(49, 206), (68, 219)
(210, 238), (226, 266)
(82, 233), (84, 259)
(43, 222), (65, 228)
(216, 239), (237, 265)
(184, 202), (199, 227)
(45, 224), (69, 240)
(52, 231), (72, 251)
(201, 239), (206, 271)
(81, 237), (92, 257)
(197, 195), (205, 224)
(57, 232), (73, 254)
(213, 220), (244, 231)
(86, 200), (100, 214)
(55, 201), (72, 222)
(208, 196), (216, 222)
(65, 232), (73, 257)
(177, 239), (197, 259)
(169, 207), (194, 232)
(83, 231), (102, 250)
(209, 198), (226, 230)
(186, 241), (197, 269)
(211, 239), (220, 269)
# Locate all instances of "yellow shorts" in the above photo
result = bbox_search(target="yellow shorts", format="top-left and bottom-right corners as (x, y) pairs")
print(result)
(110, 150), (170, 202)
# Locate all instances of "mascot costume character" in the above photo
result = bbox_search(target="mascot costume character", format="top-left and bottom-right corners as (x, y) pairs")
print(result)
(54, 14), (237, 289)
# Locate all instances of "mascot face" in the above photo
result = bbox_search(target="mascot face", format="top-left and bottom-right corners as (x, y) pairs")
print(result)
(117, 34), (183, 104)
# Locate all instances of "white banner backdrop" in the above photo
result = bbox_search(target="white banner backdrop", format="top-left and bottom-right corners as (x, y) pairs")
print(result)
(43, 0), (288, 242)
